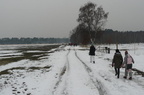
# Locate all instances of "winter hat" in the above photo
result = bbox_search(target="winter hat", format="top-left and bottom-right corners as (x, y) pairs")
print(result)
(116, 49), (119, 53)
(125, 51), (128, 55)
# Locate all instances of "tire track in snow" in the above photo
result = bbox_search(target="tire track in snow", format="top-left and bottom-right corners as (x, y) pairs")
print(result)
(74, 49), (109, 95)
(66, 48), (99, 95)
(52, 47), (109, 95)
(52, 48), (70, 95)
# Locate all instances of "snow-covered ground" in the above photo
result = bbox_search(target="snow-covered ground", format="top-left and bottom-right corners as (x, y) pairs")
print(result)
(0, 44), (144, 95)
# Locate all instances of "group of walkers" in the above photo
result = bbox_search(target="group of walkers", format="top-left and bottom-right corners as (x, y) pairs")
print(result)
(89, 44), (135, 80)
(112, 49), (134, 80)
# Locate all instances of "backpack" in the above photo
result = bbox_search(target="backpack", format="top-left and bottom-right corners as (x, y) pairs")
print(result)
(127, 55), (133, 64)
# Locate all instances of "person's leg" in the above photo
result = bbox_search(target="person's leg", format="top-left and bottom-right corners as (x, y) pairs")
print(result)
(117, 68), (120, 78)
(124, 65), (128, 79)
(129, 69), (132, 79)
(90, 56), (92, 63)
(128, 64), (133, 80)
(115, 68), (118, 76)
(92, 56), (95, 63)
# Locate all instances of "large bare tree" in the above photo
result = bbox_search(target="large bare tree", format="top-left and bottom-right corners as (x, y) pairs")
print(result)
(77, 2), (108, 44)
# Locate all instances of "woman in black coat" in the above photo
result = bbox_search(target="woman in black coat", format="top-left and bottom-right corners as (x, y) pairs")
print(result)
(89, 45), (96, 63)
(112, 49), (123, 78)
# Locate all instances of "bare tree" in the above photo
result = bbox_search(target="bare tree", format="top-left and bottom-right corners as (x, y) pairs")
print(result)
(77, 2), (108, 44)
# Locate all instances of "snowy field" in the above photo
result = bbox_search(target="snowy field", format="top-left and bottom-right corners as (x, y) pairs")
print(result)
(0, 44), (144, 95)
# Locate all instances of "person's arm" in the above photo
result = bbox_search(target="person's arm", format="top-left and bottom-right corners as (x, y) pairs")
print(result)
(112, 54), (115, 67)
(120, 54), (123, 64)
(121, 56), (126, 68)
(131, 56), (135, 63)
(120, 54), (123, 67)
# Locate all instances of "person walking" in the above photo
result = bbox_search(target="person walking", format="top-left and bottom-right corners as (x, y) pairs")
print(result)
(112, 49), (123, 78)
(89, 44), (96, 63)
(123, 51), (134, 80)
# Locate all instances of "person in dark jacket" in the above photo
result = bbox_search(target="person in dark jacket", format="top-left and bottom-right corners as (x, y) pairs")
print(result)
(112, 49), (123, 78)
(89, 45), (96, 63)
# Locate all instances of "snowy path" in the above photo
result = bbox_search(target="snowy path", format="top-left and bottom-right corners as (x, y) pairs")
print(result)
(66, 49), (99, 95)
(52, 48), (100, 95)
(50, 46), (144, 95)
(0, 45), (144, 95)
(76, 47), (144, 95)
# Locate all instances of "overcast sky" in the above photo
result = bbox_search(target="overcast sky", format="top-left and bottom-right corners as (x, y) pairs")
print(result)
(0, 0), (144, 38)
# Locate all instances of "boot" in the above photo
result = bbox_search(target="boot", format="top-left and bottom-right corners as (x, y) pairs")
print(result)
(123, 76), (127, 79)
(129, 77), (132, 80)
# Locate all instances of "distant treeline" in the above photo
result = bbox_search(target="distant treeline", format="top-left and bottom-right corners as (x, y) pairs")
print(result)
(1, 29), (144, 45)
(95, 29), (144, 44)
(0, 37), (69, 44)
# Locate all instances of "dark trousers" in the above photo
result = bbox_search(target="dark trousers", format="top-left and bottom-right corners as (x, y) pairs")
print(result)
(115, 68), (120, 78)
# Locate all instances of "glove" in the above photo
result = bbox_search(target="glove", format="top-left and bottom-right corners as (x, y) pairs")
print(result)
(112, 63), (114, 67)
